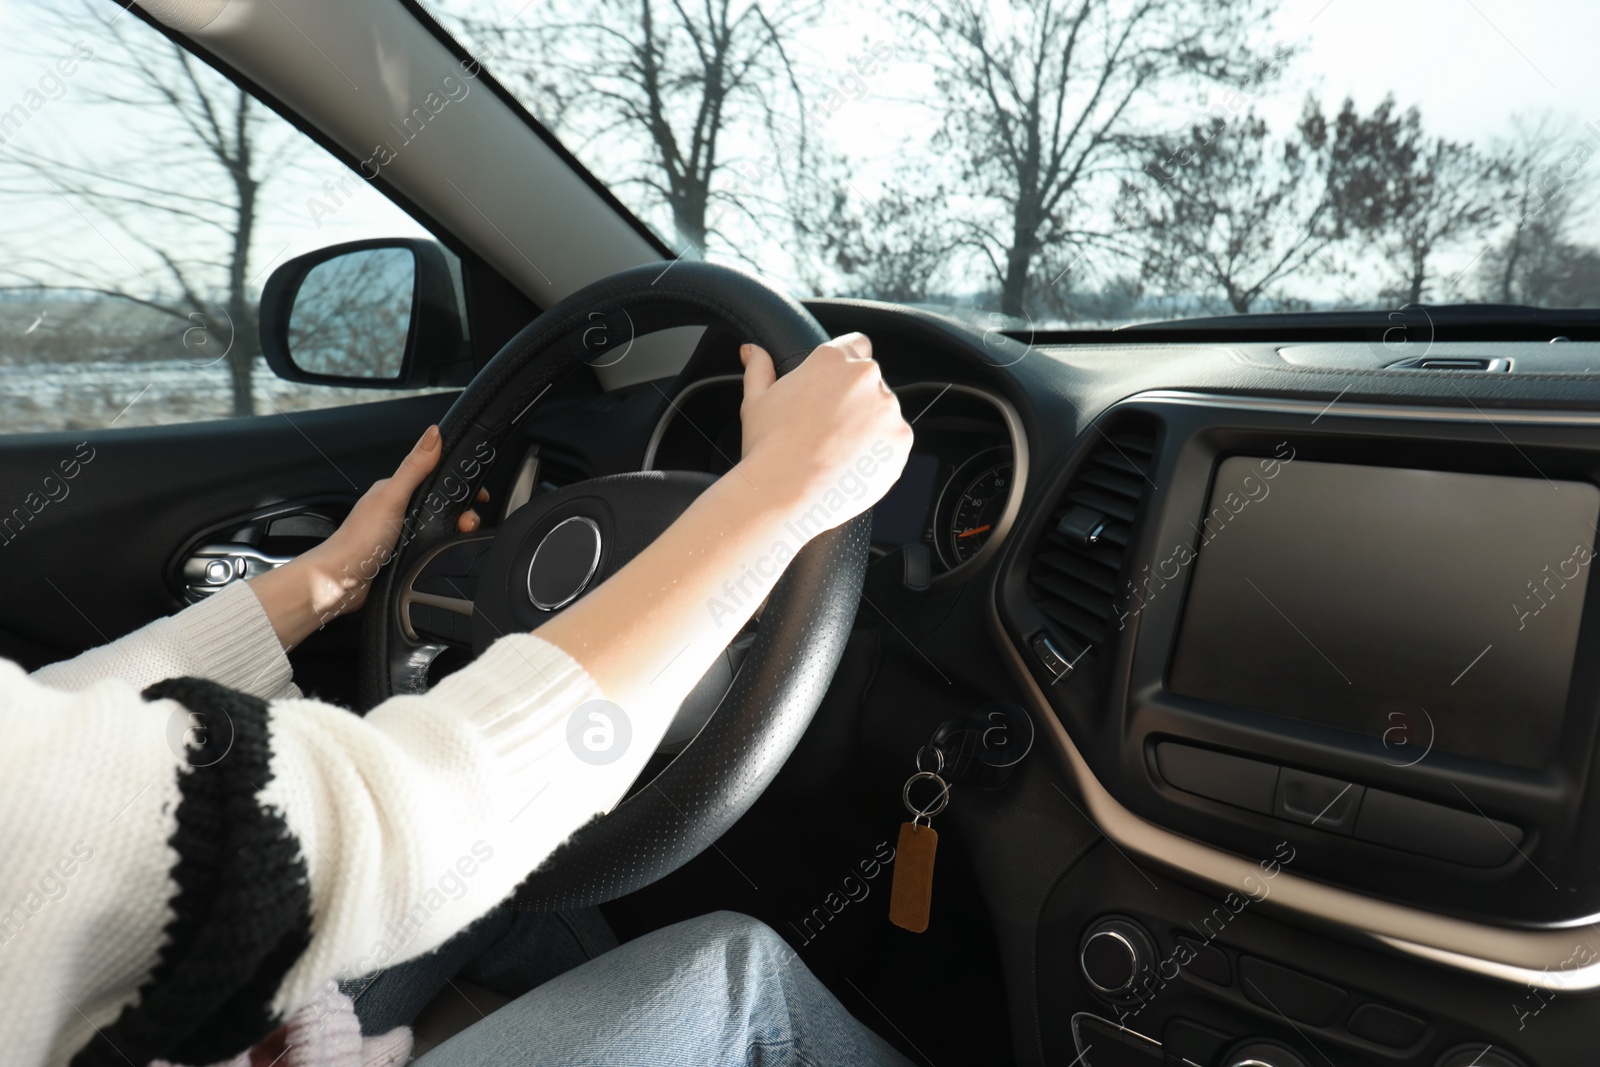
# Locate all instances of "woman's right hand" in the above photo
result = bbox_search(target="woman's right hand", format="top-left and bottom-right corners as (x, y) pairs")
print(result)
(736, 333), (913, 532)
(538, 332), (911, 711)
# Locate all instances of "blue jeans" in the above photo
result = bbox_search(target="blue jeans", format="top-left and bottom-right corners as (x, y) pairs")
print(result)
(413, 911), (916, 1067)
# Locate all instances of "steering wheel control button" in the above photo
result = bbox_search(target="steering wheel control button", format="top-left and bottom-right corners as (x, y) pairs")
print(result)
(1079, 917), (1156, 999)
(1274, 768), (1364, 835)
(1155, 742), (1279, 815)
(1346, 1002), (1427, 1049)
(1238, 957), (1346, 1026)
(413, 538), (493, 601)
(1435, 1045), (1527, 1067)
(527, 515), (602, 611)
(1222, 1040), (1311, 1067)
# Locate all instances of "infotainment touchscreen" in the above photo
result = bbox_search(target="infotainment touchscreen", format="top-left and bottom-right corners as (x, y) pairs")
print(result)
(1168, 458), (1600, 769)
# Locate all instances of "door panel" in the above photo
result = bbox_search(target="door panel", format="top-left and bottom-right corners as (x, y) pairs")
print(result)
(0, 392), (455, 671)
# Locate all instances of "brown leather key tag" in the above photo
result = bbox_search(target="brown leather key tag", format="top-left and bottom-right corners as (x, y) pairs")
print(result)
(889, 821), (938, 932)
(889, 748), (950, 933)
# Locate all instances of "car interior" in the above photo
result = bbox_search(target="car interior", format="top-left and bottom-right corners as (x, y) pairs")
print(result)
(2, 1), (1597, 1065)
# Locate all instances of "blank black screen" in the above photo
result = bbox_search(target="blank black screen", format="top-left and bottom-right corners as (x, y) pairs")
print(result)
(871, 452), (940, 546)
(1169, 458), (1599, 769)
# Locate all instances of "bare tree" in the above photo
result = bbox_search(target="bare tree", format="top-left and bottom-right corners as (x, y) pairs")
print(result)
(811, 169), (960, 303)
(1475, 114), (1598, 305)
(1384, 137), (1498, 305)
(1122, 96), (1441, 313)
(0, 1), (297, 415)
(1123, 102), (1349, 313)
(1321, 96), (1499, 305)
(447, 0), (818, 259)
(912, 0), (1276, 318)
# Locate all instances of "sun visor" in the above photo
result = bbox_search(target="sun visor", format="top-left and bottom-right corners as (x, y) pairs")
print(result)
(135, 0), (231, 33)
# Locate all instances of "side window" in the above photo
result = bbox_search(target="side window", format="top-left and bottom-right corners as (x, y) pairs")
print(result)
(0, 2), (451, 434)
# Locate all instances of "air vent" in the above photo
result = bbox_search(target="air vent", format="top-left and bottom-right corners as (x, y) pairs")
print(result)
(1026, 426), (1157, 664)
(1387, 356), (1510, 372)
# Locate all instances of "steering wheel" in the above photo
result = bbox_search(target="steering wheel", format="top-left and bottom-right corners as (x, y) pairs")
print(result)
(358, 261), (870, 910)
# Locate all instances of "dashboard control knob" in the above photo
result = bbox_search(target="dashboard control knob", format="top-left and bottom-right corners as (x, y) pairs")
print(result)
(1436, 1046), (1526, 1067)
(1222, 1040), (1310, 1067)
(1078, 916), (1156, 998)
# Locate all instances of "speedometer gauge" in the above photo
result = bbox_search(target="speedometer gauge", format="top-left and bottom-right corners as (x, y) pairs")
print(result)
(943, 450), (1013, 565)
(950, 463), (1011, 562)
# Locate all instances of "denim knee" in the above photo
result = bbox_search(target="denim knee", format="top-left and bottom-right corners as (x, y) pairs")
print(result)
(679, 910), (791, 963)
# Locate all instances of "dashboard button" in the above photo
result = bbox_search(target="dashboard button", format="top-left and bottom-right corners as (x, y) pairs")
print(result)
(1030, 631), (1079, 678)
(1347, 1002), (1426, 1049)
(1080, 917), (1157, 998)
(1238, 957), (1346, 1026)
(1274, 769), (1364, 835)
(1155, 743), (1279, 814)
(1353, 789), (1523, 867)
(1174, 935), (1230, 985)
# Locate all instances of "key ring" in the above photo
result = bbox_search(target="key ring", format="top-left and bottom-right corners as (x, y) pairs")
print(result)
(902, 770), (950, 827)
(915, 745), (944, 774)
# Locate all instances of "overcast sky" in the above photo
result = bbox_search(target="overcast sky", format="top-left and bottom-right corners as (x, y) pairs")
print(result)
(1273, 0), (1598, 140)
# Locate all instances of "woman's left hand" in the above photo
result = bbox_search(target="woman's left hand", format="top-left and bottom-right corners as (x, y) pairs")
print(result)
(250, 425), (487, 649)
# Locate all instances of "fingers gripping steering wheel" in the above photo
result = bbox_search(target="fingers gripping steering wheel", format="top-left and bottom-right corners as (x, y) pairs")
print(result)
(358, 261), (870, 910)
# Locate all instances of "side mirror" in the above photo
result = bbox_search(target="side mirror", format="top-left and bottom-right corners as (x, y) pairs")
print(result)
(260, 238), (471, 388)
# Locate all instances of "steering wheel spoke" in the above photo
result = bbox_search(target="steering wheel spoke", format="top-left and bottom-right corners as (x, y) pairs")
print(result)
(399, 534), (494, 646)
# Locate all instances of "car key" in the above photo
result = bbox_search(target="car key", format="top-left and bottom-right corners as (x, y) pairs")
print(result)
(889, 746), (950, 933)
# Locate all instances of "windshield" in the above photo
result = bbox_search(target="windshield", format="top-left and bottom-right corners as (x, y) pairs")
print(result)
(428, 0), (1599, 327)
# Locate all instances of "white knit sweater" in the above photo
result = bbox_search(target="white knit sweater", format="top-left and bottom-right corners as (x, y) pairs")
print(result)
(5, 581), (625, 1067)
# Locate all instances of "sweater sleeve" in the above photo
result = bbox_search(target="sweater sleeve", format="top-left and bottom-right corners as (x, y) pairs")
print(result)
(29, 580), (299, 701)
(4, 629), (642, 1067)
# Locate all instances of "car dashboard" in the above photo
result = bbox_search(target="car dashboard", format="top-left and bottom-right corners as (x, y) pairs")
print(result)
(487, 299), (1600, 1067)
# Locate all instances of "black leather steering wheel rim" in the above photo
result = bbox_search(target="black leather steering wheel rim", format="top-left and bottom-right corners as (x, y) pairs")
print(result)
(358, 260), (870, 910)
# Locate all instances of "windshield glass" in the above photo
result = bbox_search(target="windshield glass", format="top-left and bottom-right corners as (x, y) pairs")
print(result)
(429, 0), (1599, 327)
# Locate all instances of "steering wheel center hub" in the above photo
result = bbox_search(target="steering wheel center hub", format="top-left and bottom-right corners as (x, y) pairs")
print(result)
(526, 515), (603, 610)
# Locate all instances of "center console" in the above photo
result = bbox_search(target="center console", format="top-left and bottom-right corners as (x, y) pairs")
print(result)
(995, 392), (1600, 1063)
(1000, 391), (1600, 925)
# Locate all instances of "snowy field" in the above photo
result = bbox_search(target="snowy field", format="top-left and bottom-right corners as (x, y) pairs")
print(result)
(0, 357), (443, 434)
